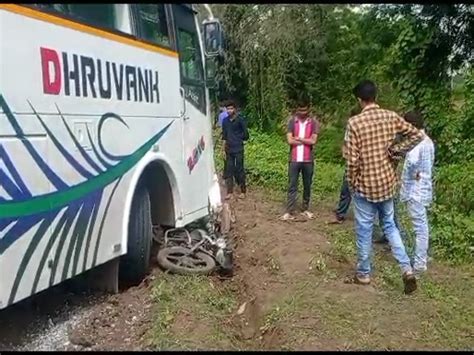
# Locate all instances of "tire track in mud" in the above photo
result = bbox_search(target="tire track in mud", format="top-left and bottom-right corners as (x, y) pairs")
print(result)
(220, 193), (330, 349)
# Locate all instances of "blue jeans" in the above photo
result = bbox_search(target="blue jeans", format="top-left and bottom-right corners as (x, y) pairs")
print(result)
(335, 172), (393, 242)
(353, 193), (413, 276)
(406, 199), (430, 272)
(392, 194), (405, 240)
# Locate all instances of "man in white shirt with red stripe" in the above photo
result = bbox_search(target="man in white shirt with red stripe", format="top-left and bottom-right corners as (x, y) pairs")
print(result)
(281, 94), (321, 221)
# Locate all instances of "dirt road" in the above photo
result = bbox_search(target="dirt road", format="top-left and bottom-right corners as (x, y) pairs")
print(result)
(2, 188), (473, 350)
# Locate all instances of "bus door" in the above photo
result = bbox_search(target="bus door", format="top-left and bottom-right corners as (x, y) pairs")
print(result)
(172, 5), (209, 215)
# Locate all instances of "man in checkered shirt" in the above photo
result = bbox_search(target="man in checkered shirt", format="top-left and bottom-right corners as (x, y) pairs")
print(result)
(343, 80), (424, 294)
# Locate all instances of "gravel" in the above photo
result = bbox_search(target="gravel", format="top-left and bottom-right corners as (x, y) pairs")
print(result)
(0, 288), (104, 352)
(13, 307), (93, 351)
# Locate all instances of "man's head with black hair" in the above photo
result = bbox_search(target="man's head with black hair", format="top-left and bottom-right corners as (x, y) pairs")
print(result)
(353, 80), (377, 106)
(295, 93), (311, 119)
(296, 93), (311, 108)
(225, 100), (237, 118)
(404, 110), (424, 130)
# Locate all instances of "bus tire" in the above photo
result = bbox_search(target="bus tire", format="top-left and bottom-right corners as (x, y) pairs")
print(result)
(119, 182), (152, 285)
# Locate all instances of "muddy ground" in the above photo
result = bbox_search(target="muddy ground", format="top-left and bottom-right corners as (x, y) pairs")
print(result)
(1, 188), (473, 351)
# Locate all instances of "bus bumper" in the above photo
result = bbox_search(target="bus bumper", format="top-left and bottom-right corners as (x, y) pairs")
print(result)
(208, 173), (222, 211)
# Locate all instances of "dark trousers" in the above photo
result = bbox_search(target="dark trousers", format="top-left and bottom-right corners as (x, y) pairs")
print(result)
(286, 162), (314, 213)
(224, 151), (246, 194)
(335, 171), (352, 219)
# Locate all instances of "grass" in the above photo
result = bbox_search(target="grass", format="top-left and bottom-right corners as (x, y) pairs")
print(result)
(261, 295), (300, 334)
(328, 229), (356, 263)
(266, 260), (474, 350)
(147, 274), (237, 350)
(264, 255), (282, 275)
(308, 252), (328, 274)
(298, 214), (474, 350)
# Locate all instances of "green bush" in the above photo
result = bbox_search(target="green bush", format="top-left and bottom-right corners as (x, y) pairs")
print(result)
(314, 125), (345, 165)
(429, 163), (474, 264)
(434, 163), (474, 215)
(430, 204), (474, 264)
(435, 110), (474, 165)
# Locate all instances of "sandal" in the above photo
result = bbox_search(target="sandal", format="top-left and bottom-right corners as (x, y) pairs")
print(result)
(328, 215), (345, 224)
(279, 213), (295, 221)
(301, 210), (315, 219)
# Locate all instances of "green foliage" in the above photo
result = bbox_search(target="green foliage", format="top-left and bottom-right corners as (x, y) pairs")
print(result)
(210, 4), (474, 264)
(437, 69), (474, 163)
(427, 162), (474, 263)
(434, 163), (474, 213)
(214, 4), (473, 166)
(216, 5), (359, 128)
(382, 16), (450, 143)
(314, 125), (345, 164)
(374, 6), (473, 164)
(430, 204), (474, 264)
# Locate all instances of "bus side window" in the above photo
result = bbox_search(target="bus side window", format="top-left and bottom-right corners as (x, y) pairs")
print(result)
(135, 4), (170, 47)
(33, 4), (68, 13)
(177, 29), (204, 82)
(67, 4), (117, 30)
(31, 4), (118, 31)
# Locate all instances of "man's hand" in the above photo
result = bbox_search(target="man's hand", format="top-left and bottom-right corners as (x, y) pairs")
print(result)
(287, 135), (302, 145)
(297, 134), (318, 146)
(390, 116), (424, 157)
(388, 146), (404, 161)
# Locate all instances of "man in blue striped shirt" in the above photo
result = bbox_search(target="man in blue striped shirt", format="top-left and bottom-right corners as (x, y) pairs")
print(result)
(400, 111), (435, 277)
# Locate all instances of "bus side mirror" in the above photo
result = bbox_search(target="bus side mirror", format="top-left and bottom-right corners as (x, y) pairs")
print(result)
(202, 19), (223, 57)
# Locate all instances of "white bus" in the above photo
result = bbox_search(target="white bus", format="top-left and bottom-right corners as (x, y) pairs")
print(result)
(0, 3), (224, 309)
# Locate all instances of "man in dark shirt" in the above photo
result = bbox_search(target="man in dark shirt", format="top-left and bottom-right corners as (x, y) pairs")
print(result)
(222, 101), (249, 200)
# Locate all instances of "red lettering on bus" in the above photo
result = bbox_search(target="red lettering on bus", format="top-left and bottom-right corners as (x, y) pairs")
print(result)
(40, 47), (61, 95)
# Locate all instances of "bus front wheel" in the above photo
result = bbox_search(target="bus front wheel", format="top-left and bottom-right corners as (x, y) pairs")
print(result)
(119, 182), (153, 285)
